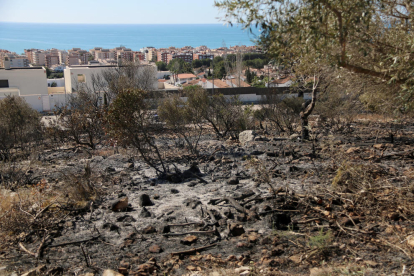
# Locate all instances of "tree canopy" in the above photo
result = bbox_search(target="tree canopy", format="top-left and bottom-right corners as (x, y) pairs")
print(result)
(215, 0), (414, 111)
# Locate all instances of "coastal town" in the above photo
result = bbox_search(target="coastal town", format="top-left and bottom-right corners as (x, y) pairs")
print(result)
(0, 44), (294, 112)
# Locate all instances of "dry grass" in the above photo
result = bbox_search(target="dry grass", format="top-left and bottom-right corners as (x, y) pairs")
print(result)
(0, 162), (102, 246)
(0, 182), (61, 243)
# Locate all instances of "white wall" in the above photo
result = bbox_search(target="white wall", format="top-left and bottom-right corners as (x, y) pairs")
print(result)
(157, 71), (172, 79)
(47, 78), (65, 87)
(0, 68), (48, 96)
(65, 65), (158, 93)
(0, 94), (68, 112)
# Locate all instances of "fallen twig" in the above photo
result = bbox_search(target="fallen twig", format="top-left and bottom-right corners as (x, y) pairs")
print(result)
(19, 242), (36, 257)
(171, 243), (217, 256)
(163, 230), (217, 237)
(48, 235), (100, 248)
(168, 222), (204, 227)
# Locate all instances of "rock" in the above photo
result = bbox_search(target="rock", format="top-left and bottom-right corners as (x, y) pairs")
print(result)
(229, 223), (245, 236)
(164, 173), (182, 183)
(149, 244), (162, 253)
(234, 266), (251, 273)
(181, 235), (198, 245)
(407, 237), (414, 248)
(142, 225), (157, 234)
(227, 176), (239, 185)
(239, 130), (256, 144)
(289, 134), (300, 140)
(137, 263), (156, 274)
(102, 223), (119, 231)
(140, 207), (151, 218)
(339, 216), (360, 226)
(288, 254), (302, 264)
(365, 260), (379, 267)
(182, 164), (202, 179)
(158, 224), (171, 234)
(102, 269), (123, 276)
(240, 271), (250, 276)
(111, 197), (128, 212)
(385, 225), (394, 235)
(373, 144), (384, 149)
(271, 245), (284, 256)
(171, 188), (180, 194)
(138, 194), (153, 206)
(186, 265), (199, 271)
(183, 198), (202, 209)
(21, 265), (46, 276)
(310, 267), (333, 276)
(248, 233), (259, 243)
(116, 215), (136, 222)
(346, 147), (361, 154)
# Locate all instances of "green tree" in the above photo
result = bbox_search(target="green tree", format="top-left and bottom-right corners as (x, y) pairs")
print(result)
(192, 59), (203, 68)
(167, 59), (193, 83)
(215, 0), (414, 112)
(156, 61), (167, 71)
(45, 67), (52, 77)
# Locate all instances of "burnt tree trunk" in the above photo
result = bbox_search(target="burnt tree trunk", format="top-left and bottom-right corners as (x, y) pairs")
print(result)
(299, 81), (317, 140)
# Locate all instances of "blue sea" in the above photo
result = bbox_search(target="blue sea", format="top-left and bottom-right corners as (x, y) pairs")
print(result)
(0, 23), (259, 54)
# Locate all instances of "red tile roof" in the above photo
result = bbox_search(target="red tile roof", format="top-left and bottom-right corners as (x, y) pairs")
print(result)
(178, 73), (196, 79)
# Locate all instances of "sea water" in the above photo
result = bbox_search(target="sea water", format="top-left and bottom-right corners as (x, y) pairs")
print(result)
(0, 22), (259, 54)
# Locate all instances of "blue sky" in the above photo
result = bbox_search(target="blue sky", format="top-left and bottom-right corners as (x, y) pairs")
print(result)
(0, 0), (224, 24)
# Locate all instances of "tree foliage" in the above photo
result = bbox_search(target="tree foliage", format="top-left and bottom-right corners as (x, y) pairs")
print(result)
(156, 61), (168, 71)
(59, 90), (106, 150)
(158, 88), (204, 156)
(215, 0), (414, 112)
(106, 89), (167, 173)
(0, 96), (42, 160)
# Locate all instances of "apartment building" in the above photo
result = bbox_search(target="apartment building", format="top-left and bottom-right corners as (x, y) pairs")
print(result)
(45, 49), (60, 67)
(24, 49), (39, 64)
(173, 53), (193, 63)
(157, 51), (172, 64)
(114, 47), (134, 62)
(89, 47), (103, 58)
(95, 49), (115, 60)
(133, 51), (145, 62)
(32, 50), (46, 66)
(193, 53), (214, 60)
(0, 53), (30, 68)
(67, 48), (91, 66)
(58, 50), (68, 64)
(140, 47), (157, 62)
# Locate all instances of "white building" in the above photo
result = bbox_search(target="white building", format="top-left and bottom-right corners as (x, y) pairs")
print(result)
(0, 54), (30, 68)
(58, 50), (68, 65)
(64, 64), (158, 93)
(0, 61), (66, 112)
(0, 64), (48, 96)
(176, 73), (197, 84)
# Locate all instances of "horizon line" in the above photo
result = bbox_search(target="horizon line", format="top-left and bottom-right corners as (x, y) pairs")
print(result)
(0, 21), (233, 26)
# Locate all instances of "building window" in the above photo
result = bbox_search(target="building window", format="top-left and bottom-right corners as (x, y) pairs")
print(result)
(0, 80), (9, 88)
(77, 74), (86, 83)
